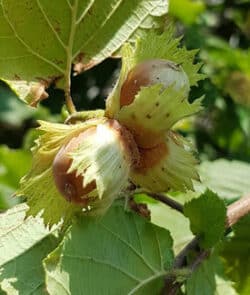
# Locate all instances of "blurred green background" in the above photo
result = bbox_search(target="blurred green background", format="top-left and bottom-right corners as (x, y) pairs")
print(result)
(0, 0), (249, 210)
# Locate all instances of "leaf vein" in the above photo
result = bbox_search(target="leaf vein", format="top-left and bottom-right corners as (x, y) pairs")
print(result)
(1, 2), (64, 74)
(72, 0), (123, 59)
(0, 54), (32, 60)
(123, 1), (161, 44)
(99, 223), (157, 274)
(76, 0), (95, 25)
(132, 214), (143, 253)
(36, 0), (67, 50)
(128, 271), (167, 295)
(0, 35), (15, 39)
(64, 254), (141, 283)
(72, 0), (161, 61)
(154, 227), (163, 270)
(28, 282), (44, 295)
(66, 0), (72, 9)
(64, 0), (78, 94)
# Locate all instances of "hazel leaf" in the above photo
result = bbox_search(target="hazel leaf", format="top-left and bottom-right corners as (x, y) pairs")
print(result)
(44, 204), (174, 295)
(184, 190), (227, 249)
(196, 159), (250, 199)
(0, 204), (59, 295)
(0, 0), (168, 105)
(186, 252), (238, 295)
(134, 193), (194, 254)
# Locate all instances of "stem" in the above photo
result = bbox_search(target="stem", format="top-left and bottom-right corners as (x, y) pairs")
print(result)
(173, 237), (200, 269)
(145, 192), (184, 214)
(163, 194), (250, 295)
(164, 249), (210, 295)
(189, 250), (210, 272)
(64, 0), (78, 114)
(65, 87), (76, 114)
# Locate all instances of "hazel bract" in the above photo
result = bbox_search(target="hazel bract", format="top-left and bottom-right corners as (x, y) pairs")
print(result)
(106, 28), (204, 120)
(130, 131), (200, 192)
(17, 119), (138, 226)
(106, 29), (204, 149)
(116, 59), (195, 148)
(52, 128), (97, 205)
(52, 119), (139, 213)
(116, 81), (201, 149)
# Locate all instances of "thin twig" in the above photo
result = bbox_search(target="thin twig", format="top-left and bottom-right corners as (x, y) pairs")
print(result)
(226, 194), (250, 227)
(173, 237), (200, 269)
(189, 249), (210, 272)
(163, 249), (210, 295)
(146, 192), (184, 214)
(163, 236), (200, 295)
(162, 194), (250, 295)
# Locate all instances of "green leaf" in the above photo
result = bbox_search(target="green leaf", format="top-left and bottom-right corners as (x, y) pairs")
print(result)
(149, 202), (193, 254)
(44, 205), (174, 295)
(0, 0), (168, 104)
(186, 253), (238, 295)
(0, 204), (59, 294)
(134, 193), (194, 254)
(221, 214), (250, 295)
(196, 160), (250, 199)
(184, 190), (227, 248)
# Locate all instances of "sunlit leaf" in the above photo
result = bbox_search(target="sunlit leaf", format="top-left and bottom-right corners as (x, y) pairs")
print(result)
(0, 204), (59, 294)
(0, 0), (168, 104)
(134, 193), (194, 254)
(44, 205), (174, 295)
(196, 160), (250, 199)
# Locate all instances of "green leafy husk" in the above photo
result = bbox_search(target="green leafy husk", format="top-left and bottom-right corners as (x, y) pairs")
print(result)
(106, 26), (205, 119)
(130, 131), (199, 192)
(16, 119), (105, 227)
